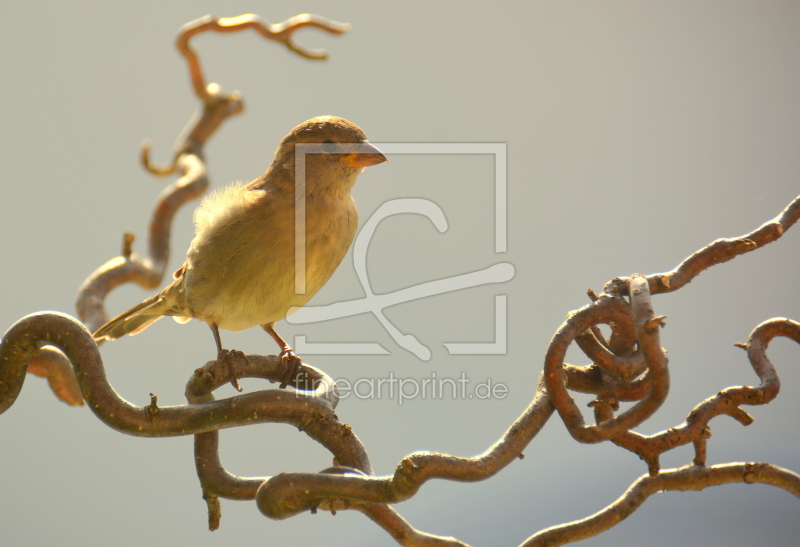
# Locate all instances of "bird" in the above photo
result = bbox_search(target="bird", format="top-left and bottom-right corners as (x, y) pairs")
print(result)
(94, 115), (387, 390)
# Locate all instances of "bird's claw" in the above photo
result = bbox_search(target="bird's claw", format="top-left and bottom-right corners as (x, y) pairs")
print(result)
(218, 348), (246, 392)
(278, 348), (302, 389)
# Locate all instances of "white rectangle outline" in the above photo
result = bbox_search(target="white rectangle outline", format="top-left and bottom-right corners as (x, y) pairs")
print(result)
(292, 143), (509, 357)
(294, 142), (507, 293)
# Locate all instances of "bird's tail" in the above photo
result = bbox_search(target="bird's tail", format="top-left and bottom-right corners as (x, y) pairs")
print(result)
(93, 292), (168, 341)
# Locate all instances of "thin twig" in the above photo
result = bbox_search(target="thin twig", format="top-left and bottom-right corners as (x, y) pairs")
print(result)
(522, 463), (800, 546)
(603, 192), (800, 297)
(177, 13), (350, 103)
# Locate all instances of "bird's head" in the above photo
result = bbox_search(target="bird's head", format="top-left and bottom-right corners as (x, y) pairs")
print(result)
(266, 116), (387, 194)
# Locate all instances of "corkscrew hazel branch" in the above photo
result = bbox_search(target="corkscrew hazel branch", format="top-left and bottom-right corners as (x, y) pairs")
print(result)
(523, 462), (800, 547)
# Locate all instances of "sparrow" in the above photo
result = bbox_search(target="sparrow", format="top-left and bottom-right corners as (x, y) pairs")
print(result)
(94, 116), (387, 390)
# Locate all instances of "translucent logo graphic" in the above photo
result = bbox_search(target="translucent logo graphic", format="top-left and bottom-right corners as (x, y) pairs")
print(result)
(288, 143), (513, 359)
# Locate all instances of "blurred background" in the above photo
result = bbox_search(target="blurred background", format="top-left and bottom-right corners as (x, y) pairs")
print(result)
(2, 1), (799, 545)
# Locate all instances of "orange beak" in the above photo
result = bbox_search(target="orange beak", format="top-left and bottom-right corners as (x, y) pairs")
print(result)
(341, 141), (388, 168)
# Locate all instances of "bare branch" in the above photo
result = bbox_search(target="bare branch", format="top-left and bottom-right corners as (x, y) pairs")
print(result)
(4, 10), (800, 547)
(356, 504), (474, 547)
(186, 350), (371, 525)
(1, 312), (349, 440)
(591, 317), (799, 475)
(76, 12), (351, 338)
(522, 463), (800, 546)
(544, 292), (668, 444)
(603, 192), (800, 296)
(254, 383), (554, 518)
(575, 328), (647, 378)
(176, 13), (351, 103)
(76, 153), (208, 333)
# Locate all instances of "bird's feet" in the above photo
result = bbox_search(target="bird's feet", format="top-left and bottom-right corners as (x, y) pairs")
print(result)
(218, 348), (246, 392)
(279, 348), (302, 389)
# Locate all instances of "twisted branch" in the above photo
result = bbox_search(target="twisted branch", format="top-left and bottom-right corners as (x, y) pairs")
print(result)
(76, 153), (208, 333)
(523, 463), (800, 546)
(76, 12), (350, 338)
(1, 312), (345, 438)
(177, 13), (351, 103)
(603, 192), (800, 297)
(255, 382), (554, 519)
(3, 10), (800, 546)
(544, 291), (669, 444)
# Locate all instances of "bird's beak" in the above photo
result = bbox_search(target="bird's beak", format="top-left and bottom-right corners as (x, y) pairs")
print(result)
(341, 142), (388, 168)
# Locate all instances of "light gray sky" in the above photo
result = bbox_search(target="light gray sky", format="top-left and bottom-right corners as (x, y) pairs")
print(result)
(2, 1), (799, 546)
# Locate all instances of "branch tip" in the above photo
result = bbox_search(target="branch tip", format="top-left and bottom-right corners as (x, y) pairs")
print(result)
(140, 140), (178, 176)
(177, 13), (350, 103)
(122, 232), (135, 258)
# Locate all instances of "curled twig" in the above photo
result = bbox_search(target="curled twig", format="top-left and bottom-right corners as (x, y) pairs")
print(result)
(603, 192), (800, 296)
(255, 382), (555, 519)
(189, 361), (368, 529)
(76, 11), (350, 339)
(4, 8), (800, 545)
(522, 462), (800, 546)
(139, 86), (243, 176)
(187, 352), (371, 500)
(544, 291), (668, 444)
(575, 329), (647, 378)
(177, 13), (351, 103)
(141, 13), (350, 175)
(355, 504), (473, 547)
(76, 153), (208, 333)
(1, 312), (348, 440)
(592, 317), (799, 476)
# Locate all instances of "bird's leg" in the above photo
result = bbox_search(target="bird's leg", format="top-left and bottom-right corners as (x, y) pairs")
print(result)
(262, 324), (302, 389)
(210, 323), (244, 392)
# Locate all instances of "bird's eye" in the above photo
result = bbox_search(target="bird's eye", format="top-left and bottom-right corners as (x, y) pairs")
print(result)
(321, 140), (339, 153)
